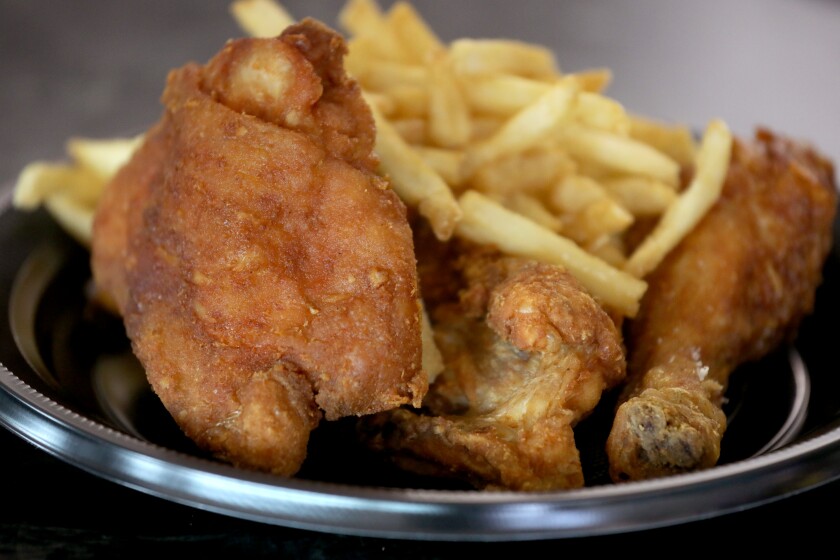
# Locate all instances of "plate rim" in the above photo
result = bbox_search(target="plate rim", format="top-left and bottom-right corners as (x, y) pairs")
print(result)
(2, 179), (840, 541)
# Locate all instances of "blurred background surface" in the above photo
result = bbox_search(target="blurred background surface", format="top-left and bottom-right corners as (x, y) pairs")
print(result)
(1, 0), (839, 183)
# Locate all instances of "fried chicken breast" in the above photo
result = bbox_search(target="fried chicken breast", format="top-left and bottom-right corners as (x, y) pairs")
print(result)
(606, 128), (838, 482)
(358, 223), (626, 491)
(90, 19), (426, 476)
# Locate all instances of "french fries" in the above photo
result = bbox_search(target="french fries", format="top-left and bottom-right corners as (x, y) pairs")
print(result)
(625, 119), (733, 278)
(456, 190), (646, 317)
(13, 136), (141, 248)
(13, 0), (735, 323)
(229, 0), (294, 37)
(367, 98), (463, 241)
(460, 79), (579, 179)
(322, 0), (731, 317)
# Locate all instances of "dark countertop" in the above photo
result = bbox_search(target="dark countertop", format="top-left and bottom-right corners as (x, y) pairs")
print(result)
(2, 1), (839, 556)
(3, 423), (840, 557)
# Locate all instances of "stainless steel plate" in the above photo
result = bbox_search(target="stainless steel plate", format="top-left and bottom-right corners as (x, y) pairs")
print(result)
(1, 180), (839, 541)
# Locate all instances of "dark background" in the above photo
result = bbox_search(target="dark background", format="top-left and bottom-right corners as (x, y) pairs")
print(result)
(1, 1), (839, 557)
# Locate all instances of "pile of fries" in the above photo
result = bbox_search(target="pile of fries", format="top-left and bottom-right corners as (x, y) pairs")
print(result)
(13, 0), (733, 319)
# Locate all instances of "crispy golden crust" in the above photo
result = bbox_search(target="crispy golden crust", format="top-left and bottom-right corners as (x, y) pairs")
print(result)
(607, 128), (838, 482)
(91, 20), (426, 476)
(359, 231), (626, 491)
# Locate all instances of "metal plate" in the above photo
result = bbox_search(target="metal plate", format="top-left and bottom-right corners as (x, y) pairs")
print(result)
(1, 180), (839, 541)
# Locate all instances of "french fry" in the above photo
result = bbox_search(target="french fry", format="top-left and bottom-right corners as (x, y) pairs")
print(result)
(568, 68), (613, 93)
(338, 0), (384, 36)
(628, 114), (697, 168)
(362, 90), (398, 117)
(504, 192), (564, 232)
(13, 162), (102, 210)
(624, 119), (733, 278)
(352, 61), (428, 92)
(381, 85), (428, 118)
(339, 0), (410, 62)
(461, 74), (550, 117)
(584, 234), (627, 268)
(390, 117), (428, 144)
(562, 198), (634, 244)
(551, 175), (634, 243)
(471, 147), (576, 196)
(468, 116), (504, 142)
(600, 176), (678, 217)
(456, 190), (647, 317)
(460, 79), (578, 179)
(449, 38), (560, 80)
(549, 174), (603, 213)
(412, 145), (465, 187)
(43, 193), (95, 248)
(66, 135), (143, 182)
(574, 92), (630, 135)
(557, 124), (681, 186)
(229, 0), (295, 37)
(387, 1), (446, 63)
(368, 100), (462, 240)
(427, 53), (472, 148)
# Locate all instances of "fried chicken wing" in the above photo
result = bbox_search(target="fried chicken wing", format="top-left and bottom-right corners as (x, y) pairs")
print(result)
(607, 128), (838, 482)
(90, 19), (426, 476)
(358, 224), (626, 491)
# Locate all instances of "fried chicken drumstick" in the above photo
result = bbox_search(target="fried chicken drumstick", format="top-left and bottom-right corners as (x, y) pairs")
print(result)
(607, 128), (838, 482)
(358, 222), (626, 491)
(90, 19), (426, 476)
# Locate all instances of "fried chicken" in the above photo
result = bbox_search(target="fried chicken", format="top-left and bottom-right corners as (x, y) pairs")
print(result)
(90, 19), (426, 476)
(606, 128), (838, 482)
(358, 222), (626, 491)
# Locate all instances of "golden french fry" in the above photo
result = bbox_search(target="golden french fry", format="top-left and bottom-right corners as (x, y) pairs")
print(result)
(427, 53), (472, 148)
(449, 38), (560, 80)
(461, 74), (550, 117)
(386, 1), (445, 63)
(557, 124), (681, 186)
(550, 174), (634, 243)
(340, 0), (411, 63)
(368, 100), (462, 240)
(456, 190), (647, 317)
(362, 91), (398, 117)
(66, 135), (142, 182)
(412, 146), (465, 187)
(230, 0), (295, 37)
(549, 173), (607, 212)
(562, 198), (634, 244)
(13, 162), (102, 210)
(339, 0), (383, 34)
(584, 234), (627, 268)
(574, 92), (630, 135)
(460, 79), (578, 179)
(469, 116), (504, 142)
(390, 117), (427, 144)
(504, 192), (564, 232)
(471, 147), (576, 196)
(568, 68), (613, 93)
(43, 193), (95, 248)
(628, 114), (697, 168)
(381, 85), (428, 118)
(344, 37), (399, 77)
(338, 0), (411, 64)
(352, 61), (428, 91)
(624, 119), (733, 278)
(600, 176), (678, 217)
